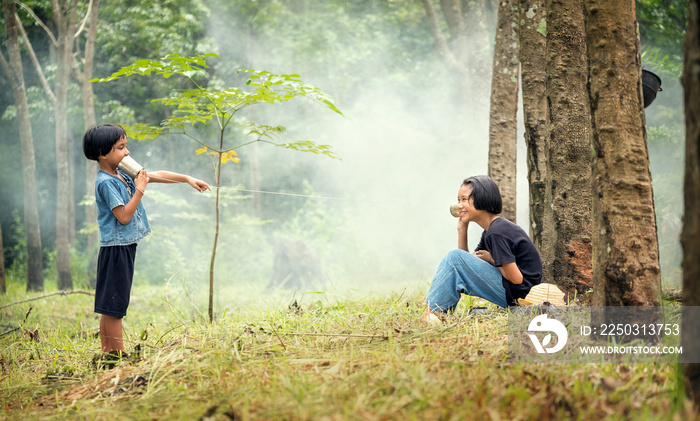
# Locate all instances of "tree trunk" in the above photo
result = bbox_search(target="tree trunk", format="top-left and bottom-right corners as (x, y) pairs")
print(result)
(75, 0), (100, 288)
(1, 0), (44, 292)
(0, 220), (5, 294)
(519, 0), (547, 248)
(543, 0), (592, 300)
(487, 0), (519, 222)
(52, 0), (78, 290)
(69, 152), (76, 246)
(682, 0), (700, 406)
(584, 0), (661, 306)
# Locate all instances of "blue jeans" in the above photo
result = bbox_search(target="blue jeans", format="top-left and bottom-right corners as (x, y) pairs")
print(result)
(425, 249), (508, 312)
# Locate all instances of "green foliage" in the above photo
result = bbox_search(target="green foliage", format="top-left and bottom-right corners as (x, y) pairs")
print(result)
(90, 54), (215, 83)
(641, 47), (683, 80)
(86, 0), (213, 127)
(1, 211), (62, 291)
(4, 212), (27, 278)
(91, 54), (343, 158)
(636, 0), (687, 55)
(274, 140), (338, 159)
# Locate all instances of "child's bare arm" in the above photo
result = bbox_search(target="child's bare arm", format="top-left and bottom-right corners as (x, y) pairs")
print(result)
(148, 170), (211, 192)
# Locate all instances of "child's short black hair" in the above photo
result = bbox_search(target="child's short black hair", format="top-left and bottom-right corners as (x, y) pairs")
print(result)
(83, 124), (127, 161)
(463, 175), (502, 215)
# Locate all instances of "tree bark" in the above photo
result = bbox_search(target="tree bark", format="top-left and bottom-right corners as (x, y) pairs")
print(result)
(519, 0), (547, 248)
(682, 0), (700, 406)
(487, 0), (519, 222)
(584, 0), (661, 306)
(73, 0), (100, 288)
(51, 0), (78, 290)
(1, 0), (44, 292)
(543, 0), (592, 300)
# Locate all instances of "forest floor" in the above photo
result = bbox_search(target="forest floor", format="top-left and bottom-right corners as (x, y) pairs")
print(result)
(0, 283), (697, 420)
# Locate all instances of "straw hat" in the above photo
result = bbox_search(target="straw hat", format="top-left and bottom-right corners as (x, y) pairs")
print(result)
(518, 283), (567, 307)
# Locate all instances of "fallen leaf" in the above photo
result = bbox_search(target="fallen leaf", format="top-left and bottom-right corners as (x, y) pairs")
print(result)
(325, 361), (342, 376)
(24, 327), (40, 343)
(600, 376), (623, 392)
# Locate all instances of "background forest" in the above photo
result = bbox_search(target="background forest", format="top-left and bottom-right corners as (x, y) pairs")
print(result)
(0, 0), (687, 307)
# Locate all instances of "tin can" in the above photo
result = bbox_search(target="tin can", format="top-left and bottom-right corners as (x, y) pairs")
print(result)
(117, 156), (144, 179)
(450, 203), (461, 218)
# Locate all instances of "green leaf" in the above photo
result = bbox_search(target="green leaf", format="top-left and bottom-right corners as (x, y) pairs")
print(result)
(275, 140), (340, 160)
(536, 19), (546, 37)
(122, 123), (165, 141)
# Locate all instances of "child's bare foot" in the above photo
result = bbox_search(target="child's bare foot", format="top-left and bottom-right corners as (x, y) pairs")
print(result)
(420, 306), (442, 325)
(92, 350), (129, 370)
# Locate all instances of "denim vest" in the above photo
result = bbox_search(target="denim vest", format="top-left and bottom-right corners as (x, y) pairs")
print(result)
(95, 169), (151, 246)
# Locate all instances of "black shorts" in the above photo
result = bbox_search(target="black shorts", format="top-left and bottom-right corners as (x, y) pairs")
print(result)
(94, 244), (137, 318)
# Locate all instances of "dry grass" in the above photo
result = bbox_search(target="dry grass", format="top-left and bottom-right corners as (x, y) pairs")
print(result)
(0, 284), (697, 420)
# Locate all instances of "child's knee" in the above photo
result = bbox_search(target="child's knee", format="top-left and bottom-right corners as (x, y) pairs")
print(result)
(446, 249), (467, 260)
(445, 248), (475, 264)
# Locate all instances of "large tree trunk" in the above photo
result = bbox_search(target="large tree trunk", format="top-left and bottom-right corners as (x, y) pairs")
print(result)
(1, 0), (44, 292)
(519, 0), (547, 248)
(487, 0), (519, 222)
(543, 0), (592, 300)
(75, 0), (100, 288)
(52, 0), (78, 290)
(584, 0), (661, 306)
(682, 0), (700, 406)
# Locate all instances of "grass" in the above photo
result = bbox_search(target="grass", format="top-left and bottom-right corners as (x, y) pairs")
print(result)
(0, 281), (697, 420)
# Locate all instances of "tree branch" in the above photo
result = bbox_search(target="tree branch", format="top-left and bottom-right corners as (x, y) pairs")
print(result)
(0, 48), (19, 88)
(16, 1), (57, 47)
(273, 332), (389, 339)
(439, 0), (465, 39)
(70, 0), (99, 81)
(0, 290), (94, 310)
(15, 13), (56, 104)
(422, 0), (450, 56)
(420, 0), (467, 77)
(73, 0), (93, 39)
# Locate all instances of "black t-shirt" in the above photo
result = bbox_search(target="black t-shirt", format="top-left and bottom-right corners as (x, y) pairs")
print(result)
(475, 217), (542, 305)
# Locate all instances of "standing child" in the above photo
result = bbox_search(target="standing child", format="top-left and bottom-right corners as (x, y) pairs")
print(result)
(83, 124), (210, 363)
